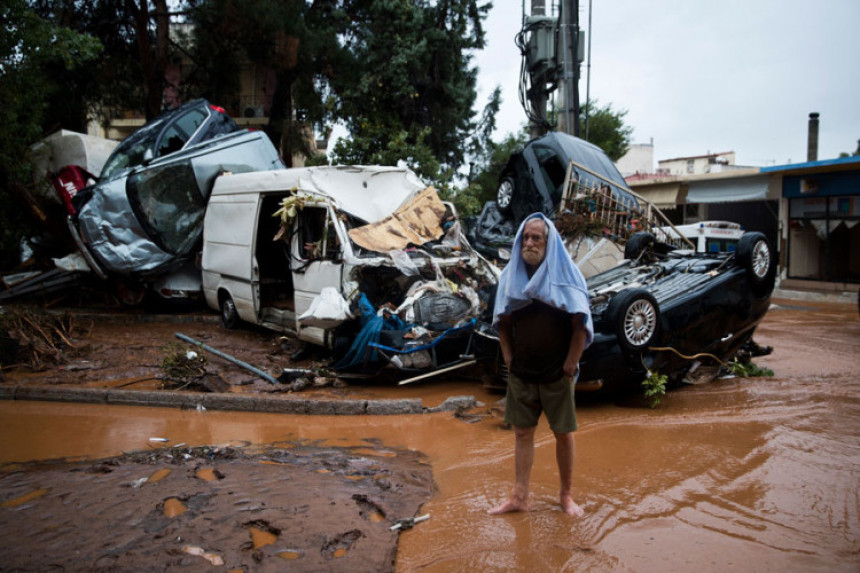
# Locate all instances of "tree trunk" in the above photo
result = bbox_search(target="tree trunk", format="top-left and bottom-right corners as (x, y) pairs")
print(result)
(127, 0), (169, 119)
(267, 71), (296, 167)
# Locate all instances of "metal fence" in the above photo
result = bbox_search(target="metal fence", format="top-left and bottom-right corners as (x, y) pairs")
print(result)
(556, 159), (694, 250)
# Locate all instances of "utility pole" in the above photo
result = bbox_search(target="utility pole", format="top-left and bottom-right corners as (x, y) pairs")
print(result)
(519, 1), (581, 137)
(528, 0), (549, 138)
(559, 0), (580, 136)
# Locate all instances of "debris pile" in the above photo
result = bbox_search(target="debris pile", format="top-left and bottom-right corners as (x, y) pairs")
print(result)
(0, 305), (90, 370)
(160, 343), (208, 389)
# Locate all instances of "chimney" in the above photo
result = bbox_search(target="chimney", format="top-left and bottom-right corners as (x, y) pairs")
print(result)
(807, 112), (819, 162)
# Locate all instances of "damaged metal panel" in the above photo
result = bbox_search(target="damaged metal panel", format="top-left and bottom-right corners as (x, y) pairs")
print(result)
(348, 187), (447, 252)
(203, 165), (500, 379)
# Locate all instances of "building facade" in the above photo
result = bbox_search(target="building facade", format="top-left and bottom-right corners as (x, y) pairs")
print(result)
(764, 156), (860, 289)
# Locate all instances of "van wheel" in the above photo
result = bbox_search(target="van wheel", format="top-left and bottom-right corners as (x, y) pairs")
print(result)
(220, 293), (239, 329)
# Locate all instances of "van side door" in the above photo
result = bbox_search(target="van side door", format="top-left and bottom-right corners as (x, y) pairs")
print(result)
(290, 204), (345, 345)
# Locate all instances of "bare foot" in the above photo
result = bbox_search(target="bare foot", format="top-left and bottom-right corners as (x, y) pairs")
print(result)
(488, 497), (531, 515)
(560, 495), (584, 517)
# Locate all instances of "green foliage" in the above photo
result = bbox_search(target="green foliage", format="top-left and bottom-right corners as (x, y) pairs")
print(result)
(161, 343), (208, 388)
(728, 359), (774, 378)
(330, 0), (492, 174)
(641, 369), (668, 408)
(580, 100), (633, 162)
(0, 0), (102, 266)
(451, 126), (529, 217)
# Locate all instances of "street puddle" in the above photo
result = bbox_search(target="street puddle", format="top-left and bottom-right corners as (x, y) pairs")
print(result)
(277, 549), (303, 560)
(147, 468), (171, 483)
(163, 497), (186, 517)
(196, 467), (218, 481)
(1, 488), (48, 508)
(245, 521), (281, 549)
(351, 447), (396, 458)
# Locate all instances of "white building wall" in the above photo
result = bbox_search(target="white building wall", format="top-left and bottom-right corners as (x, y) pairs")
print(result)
(616, 142), (654, 176)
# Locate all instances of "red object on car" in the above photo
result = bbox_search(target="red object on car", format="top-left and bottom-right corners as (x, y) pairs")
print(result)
(51, 165), (94, 216)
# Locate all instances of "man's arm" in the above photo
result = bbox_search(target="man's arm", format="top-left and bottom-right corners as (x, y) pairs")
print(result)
(498, 314), (513, 370)
(563, 313), (587, 379)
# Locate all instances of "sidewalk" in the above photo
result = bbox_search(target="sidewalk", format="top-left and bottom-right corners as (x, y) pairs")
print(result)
(773, 286), (858, 306)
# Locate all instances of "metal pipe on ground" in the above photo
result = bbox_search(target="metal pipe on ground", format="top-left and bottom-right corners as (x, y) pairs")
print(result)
(174, 332), (278, 385)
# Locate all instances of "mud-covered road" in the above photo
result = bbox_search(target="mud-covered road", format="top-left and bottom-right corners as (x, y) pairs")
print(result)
(1, 298), (859, 571)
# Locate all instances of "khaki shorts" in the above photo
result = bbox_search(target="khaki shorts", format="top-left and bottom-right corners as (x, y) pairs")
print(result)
(504, 372), (578, 433)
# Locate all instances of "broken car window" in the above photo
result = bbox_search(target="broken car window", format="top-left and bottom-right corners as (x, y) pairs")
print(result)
(126, 162), (205, 256)
(157, 108), (207, 157)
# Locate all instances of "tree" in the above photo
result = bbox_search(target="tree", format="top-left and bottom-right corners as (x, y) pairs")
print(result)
(187, 0), (353, 166)
(29, 0), (184, 121)
(451, 125), (528, 217)
(580, 100), (632, 162)
(0, 0), (101, 266)
(329, 0), (493, 180)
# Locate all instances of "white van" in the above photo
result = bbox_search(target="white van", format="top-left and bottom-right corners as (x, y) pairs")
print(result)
(202, 166), (499, 373)
(656, 221), (745, 253)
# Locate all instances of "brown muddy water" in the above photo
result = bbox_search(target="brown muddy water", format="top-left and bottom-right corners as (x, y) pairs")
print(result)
(1, 299), (859, 571)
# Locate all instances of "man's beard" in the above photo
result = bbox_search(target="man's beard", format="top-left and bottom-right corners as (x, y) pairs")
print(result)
(522, 249), (544, 267)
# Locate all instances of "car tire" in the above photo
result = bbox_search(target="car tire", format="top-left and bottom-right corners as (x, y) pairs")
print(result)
(624, 232), (657, 261)
(736, 232), (776, 295)
(607, 288), (660, 352)
(496, 176), (515, 215)
(220, 292), (239, 329)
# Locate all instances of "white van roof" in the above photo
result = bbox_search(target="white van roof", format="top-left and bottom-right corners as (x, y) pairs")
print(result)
(210, 166), (426, 223)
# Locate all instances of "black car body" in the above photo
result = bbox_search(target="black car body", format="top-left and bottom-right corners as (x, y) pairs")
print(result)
(97, 99), (240, 182)
(472, 131), (645, 264)
(476, 230), (776, 394)
(496, 131), (637, 222)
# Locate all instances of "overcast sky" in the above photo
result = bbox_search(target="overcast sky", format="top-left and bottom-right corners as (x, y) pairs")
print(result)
(473, 0), (860, 168)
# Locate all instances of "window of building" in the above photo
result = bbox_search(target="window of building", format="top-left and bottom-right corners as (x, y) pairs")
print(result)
(788, 196), (859, 282)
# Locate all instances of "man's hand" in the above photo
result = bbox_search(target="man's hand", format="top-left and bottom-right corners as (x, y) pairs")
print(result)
(564, 314), (587, 381)
(498, 314), (513, 370)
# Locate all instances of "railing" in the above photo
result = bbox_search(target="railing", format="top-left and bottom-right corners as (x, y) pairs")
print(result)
(557, 159), (695, 250)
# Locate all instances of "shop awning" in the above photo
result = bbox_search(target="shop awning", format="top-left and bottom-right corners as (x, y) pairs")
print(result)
(634, 182), (685, 208)
(686, 176), (772, 204)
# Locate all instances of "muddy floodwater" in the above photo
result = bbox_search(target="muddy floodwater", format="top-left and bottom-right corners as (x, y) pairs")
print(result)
(1, 299), (859, 571)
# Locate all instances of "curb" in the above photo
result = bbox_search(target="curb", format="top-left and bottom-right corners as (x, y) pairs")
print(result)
(0, 385), (425, 415)
(0, 385), (478, 416)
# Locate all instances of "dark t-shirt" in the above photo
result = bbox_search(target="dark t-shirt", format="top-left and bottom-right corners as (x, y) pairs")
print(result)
(509, 300), (573, 384)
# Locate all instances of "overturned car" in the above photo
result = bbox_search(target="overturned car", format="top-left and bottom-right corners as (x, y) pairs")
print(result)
(201, 166), (500, 379)
(478, 229), (776, 394)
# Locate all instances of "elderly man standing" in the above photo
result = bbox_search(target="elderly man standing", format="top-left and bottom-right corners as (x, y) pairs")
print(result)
(489, 212), (593, 517)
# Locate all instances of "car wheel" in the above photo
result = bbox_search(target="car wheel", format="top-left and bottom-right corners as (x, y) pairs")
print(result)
(607, 288), (660, 352)
(496, 176), (515, 214)
(220, 292), (239, 329)
(624, 232), (657, 261)
(736, 232), (776, 295)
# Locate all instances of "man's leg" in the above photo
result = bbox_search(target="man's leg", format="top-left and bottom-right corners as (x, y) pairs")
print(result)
(555, 431), (584, 516)
(489, 425), (536, 514)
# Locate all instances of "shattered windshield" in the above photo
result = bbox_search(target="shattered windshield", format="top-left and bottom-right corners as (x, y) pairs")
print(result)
(99, 118), (167, 179)
(126, 162), (205, 256)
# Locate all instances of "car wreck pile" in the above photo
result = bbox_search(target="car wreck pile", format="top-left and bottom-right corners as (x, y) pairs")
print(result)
(200, 166), (500, 380)
(5, 110), (776, 394)
(471, 131), (776, 394)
